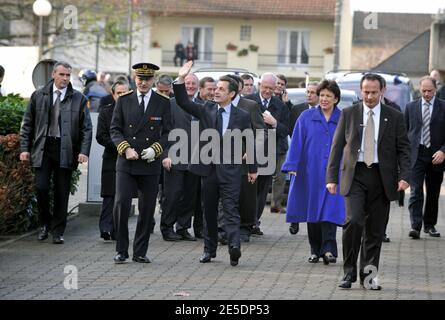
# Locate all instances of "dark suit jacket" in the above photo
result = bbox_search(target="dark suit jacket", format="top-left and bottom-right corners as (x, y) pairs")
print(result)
(405, 97), (445, 171)
(165, 97), (200, 171)
(173, 83), (257, 182)
(236, 96), (267, 175)
(96, 100), (118, 196)
(326, 102), (411, 201)
(244, 93), (289, 155)
(289, 102), (310, 136)
(110, 90), (172, 175)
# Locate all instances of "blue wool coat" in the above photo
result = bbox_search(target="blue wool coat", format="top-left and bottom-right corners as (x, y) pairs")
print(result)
(282, 106), (345, 225)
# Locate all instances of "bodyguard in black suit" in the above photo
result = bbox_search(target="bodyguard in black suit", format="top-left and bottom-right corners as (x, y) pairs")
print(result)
(173, 61), (257, 266)
(245, 73), (289, 234)
(289, 82), (319, 135)
(96, 80), (129, 240)
(20, 61), (92, 245)
(159, 94), (200, 242)
(327, 74), (410, 290)
(405, 76), (445, 239)
(110, 63), (172, 264)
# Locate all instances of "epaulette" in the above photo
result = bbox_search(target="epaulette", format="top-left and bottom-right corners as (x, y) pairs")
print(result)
(154, 91), (170, 100)
(119, 90), (134, 97)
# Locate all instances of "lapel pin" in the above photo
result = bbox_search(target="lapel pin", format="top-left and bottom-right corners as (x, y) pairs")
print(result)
(384, 118), (388, 121)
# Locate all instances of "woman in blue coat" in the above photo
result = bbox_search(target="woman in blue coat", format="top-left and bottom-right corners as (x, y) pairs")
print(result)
(282, 80), (345, 264)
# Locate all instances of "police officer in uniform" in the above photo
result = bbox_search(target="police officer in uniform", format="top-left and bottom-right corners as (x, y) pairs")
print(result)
(110, 62), (172, 264)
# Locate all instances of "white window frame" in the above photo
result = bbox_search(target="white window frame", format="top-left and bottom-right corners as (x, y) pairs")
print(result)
(181, 24), (213, 63)
(277, 28), (310, 66)
(240, 25), (251, 41)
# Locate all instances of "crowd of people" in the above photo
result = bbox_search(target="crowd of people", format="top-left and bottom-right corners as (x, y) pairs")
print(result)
(18, 59), (445, 290)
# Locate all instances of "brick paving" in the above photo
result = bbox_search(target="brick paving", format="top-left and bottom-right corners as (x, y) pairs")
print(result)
(1, 164), (444, 300)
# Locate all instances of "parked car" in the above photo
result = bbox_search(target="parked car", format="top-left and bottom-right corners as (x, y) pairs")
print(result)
(287, 88), (359, 110)
(325, 70), (416, 112)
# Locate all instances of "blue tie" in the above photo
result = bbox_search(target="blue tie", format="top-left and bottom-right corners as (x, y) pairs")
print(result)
(216, 108), (225, 136)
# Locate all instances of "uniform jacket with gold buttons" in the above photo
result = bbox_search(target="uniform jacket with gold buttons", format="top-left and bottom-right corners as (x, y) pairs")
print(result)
(110, 89), (172, 175)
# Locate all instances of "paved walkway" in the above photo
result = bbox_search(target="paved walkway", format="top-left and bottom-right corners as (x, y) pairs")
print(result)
(1, 164), (444, 300)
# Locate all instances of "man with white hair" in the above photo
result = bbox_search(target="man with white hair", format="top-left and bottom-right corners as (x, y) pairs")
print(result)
(245, 73), (290, 235)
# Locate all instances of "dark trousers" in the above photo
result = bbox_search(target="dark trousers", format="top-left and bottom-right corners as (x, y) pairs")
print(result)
(343, 163), (390, 281)
(161, 168), (199, 234)
(307, 222), (338, 257)
(114, 171), (159, 257)
(193, 179), (204, 235)
(35, 138), (73, 236)
(256, 175), (273, 226)
(201, 171), (242, 254)
(240, 175), (257, 234)
(408, 146), (444, 231)
(99, 196), (114, 234)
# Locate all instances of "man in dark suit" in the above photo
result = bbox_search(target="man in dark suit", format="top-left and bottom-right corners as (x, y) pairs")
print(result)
(110, 62), (172, 264)
(405, 76), (445, 239)
(173, 61), (257, 266)
(245, 73), (289, 235)
(159, 73), (201, 242)
(226, 74), (267, 243)
(20, 61), (92, 244)
(326, 73), (410, 290)
(96, 79), (129, 241)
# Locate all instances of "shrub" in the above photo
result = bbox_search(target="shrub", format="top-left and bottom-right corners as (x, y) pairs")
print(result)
(226, 42), (238, 51)
(0, 94), (27, 135)
(0, 134), (37, 234)
(248, 44), (259, 52)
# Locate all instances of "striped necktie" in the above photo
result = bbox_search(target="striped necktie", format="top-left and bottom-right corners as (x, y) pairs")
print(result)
(422, 101), (431, 148)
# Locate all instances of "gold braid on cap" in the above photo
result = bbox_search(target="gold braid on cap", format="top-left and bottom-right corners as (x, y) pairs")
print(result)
(117, 141), (131, 156)
(150, 142), (163, 158)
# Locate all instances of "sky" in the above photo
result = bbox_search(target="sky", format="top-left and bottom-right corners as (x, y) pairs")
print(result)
(350, 0), (445, 14)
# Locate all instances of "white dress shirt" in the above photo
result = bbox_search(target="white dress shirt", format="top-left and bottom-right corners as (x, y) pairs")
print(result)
(52, 84), (67, 104)
(358, 102), (381, 163)
(137, 89), (152, 112)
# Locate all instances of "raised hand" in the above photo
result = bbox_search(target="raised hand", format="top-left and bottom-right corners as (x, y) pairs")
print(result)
(178, 60), (193, 79)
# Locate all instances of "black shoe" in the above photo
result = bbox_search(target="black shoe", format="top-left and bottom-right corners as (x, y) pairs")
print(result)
(339, 274), (356, 289)
(100, 231), (111, 241)
(132, 256), (151, 263)
(229, 246), (241, 266)
(250, 226), (263, 236)
(52, 235), (64, 244)
(177, 230), (197, 241)
(199, 252), (215, 263)
(270, 207), (281, 213)
(339, 280), (352, 289)
(114, 253), (128, 264)
(162, 231), (182, 241)
(382, 234), (390, 243)
(308, 254), (319, 263)
(37, 225), (49, 241)
(289, 223), (299, 235)
(425, 226), (441, 237)
(323, 252), (336, 264)
(409, 229), (420, 239)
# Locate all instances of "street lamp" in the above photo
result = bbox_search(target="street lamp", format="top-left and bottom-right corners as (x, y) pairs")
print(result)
(33, 0), (52, 62)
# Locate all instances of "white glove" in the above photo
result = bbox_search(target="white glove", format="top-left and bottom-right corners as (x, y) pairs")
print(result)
(141, 147), (156, 162)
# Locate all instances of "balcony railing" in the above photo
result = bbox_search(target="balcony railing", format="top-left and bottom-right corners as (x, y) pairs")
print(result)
(161, 50), (227, 68)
